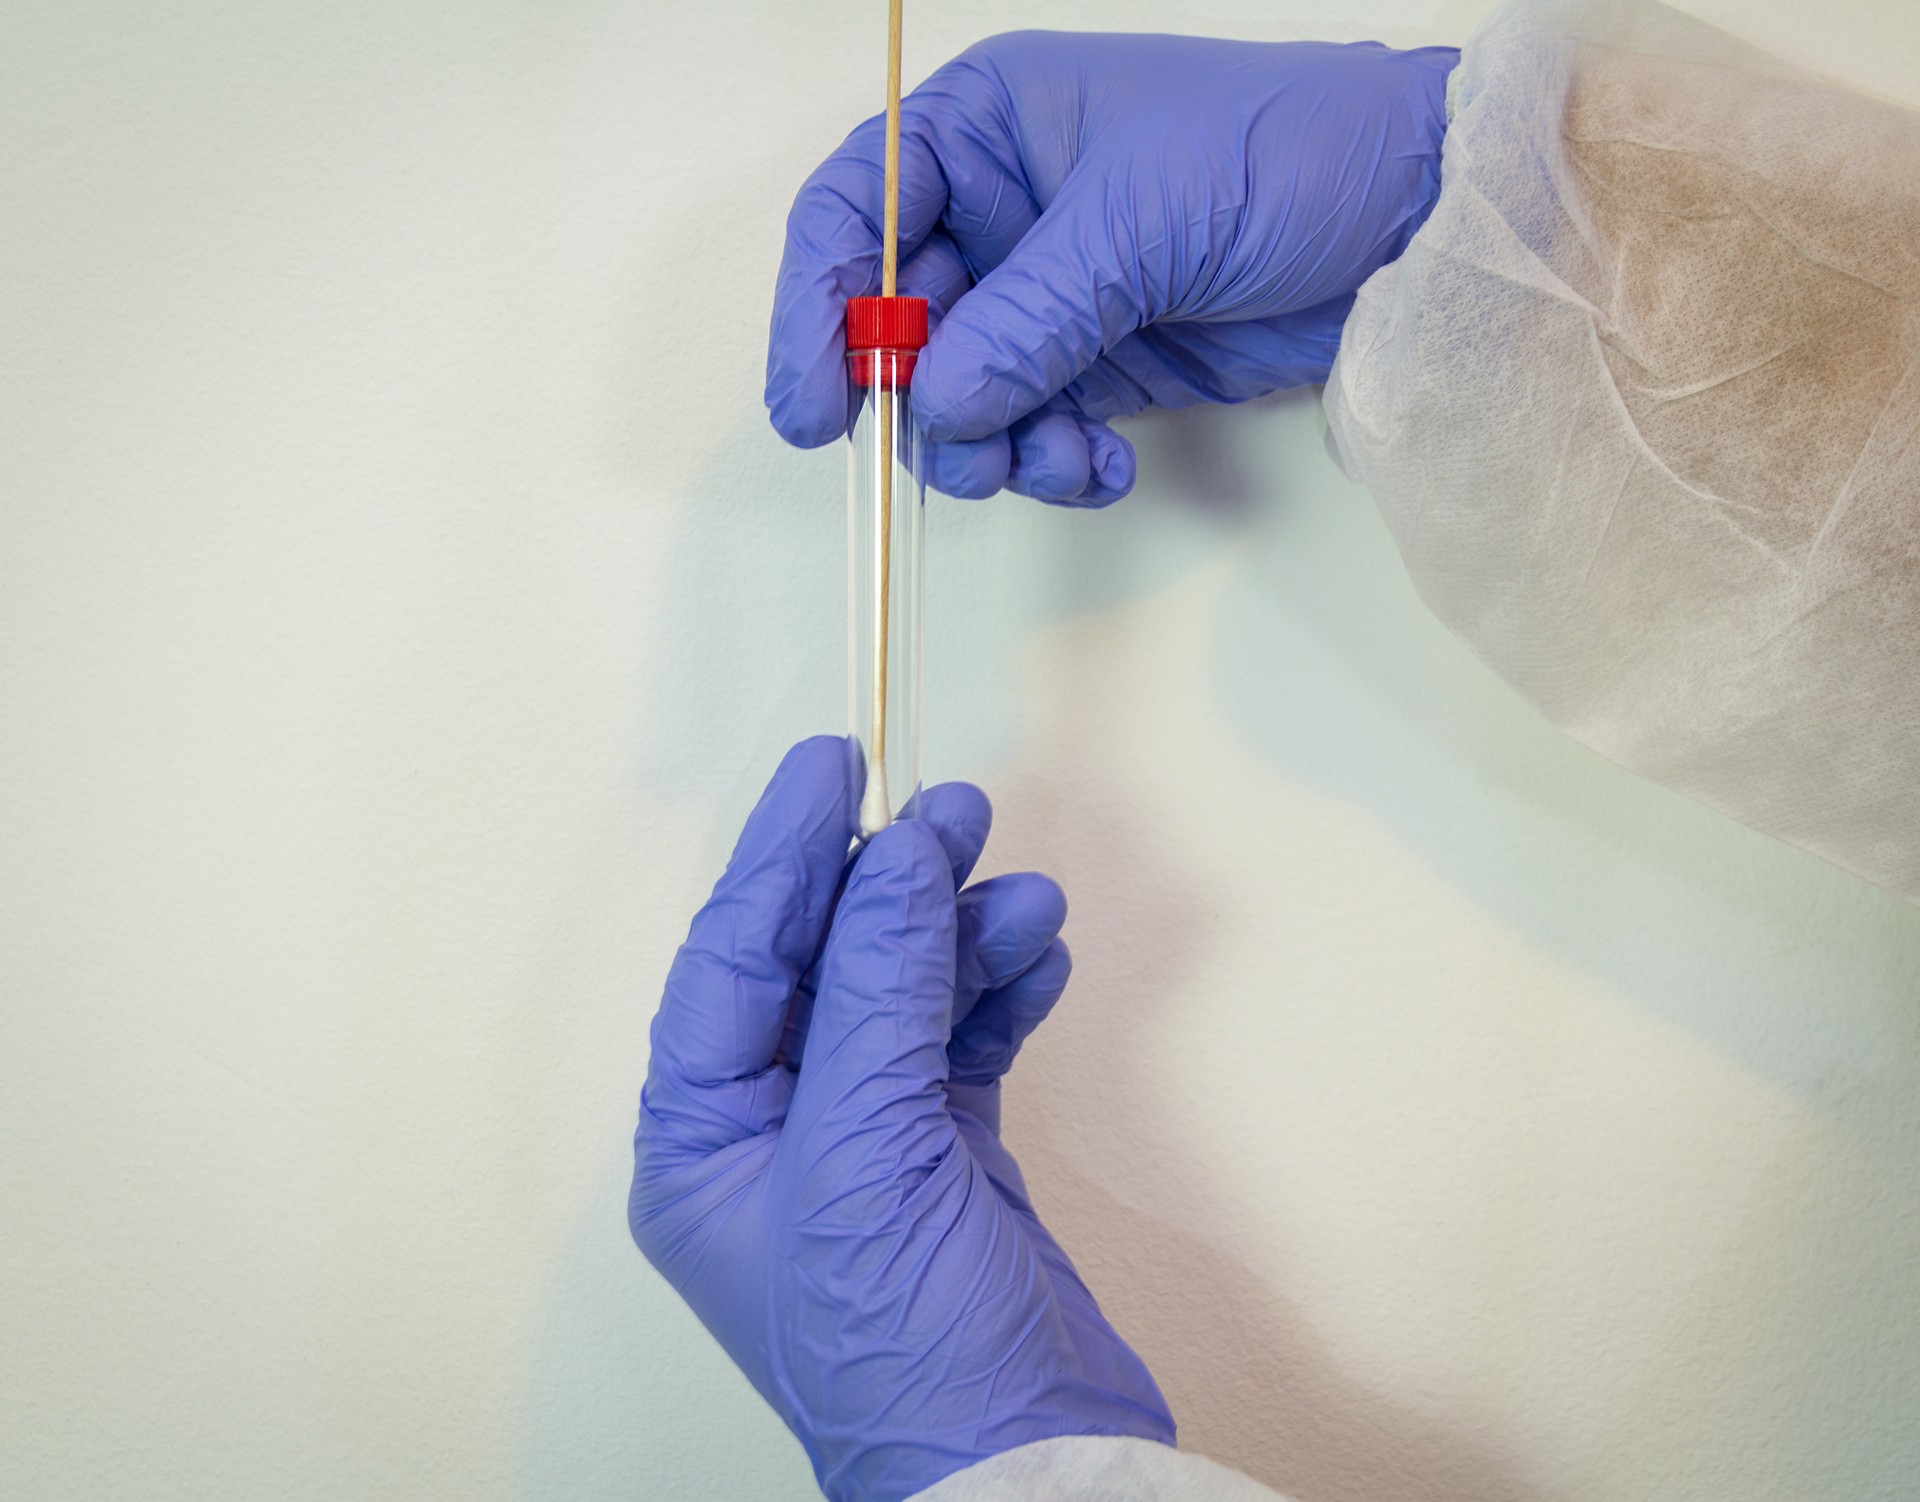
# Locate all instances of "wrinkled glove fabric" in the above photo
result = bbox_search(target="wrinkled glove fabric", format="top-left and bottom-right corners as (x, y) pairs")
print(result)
(631, 739), (1173, 1502)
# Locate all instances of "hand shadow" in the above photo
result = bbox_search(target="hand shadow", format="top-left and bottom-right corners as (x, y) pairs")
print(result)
(985, 766), (1541, 1502)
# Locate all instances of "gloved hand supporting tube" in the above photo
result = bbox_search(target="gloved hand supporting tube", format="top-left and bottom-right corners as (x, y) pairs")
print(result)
(631, 738), (1173, 1502)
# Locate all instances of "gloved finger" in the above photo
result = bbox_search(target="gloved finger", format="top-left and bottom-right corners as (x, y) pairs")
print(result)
(952, 872), (1067, 1028)
(783, 820), (959, 1212)
(776, 782), (992, 1074)
(1076, 416), (1137, 504)
(765, 71), (1027, 450)
(640, 735), (855, 1157)
(924, 432), (1011, 499)
(949, 937), (1072, 1089)
(993, 400), (1136, 506)
(909, 237), (1014, 499)
(917, 781), (994, 889)
(1006, 409), (1092, 503)
(911, 181), (1147, 443)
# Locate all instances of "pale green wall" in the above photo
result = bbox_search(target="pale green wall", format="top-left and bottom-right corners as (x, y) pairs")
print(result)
(3, 2), (1917, 1499)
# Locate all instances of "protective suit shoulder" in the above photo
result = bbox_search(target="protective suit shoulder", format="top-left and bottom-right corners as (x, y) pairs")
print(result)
(1327, 0), (1920, 902)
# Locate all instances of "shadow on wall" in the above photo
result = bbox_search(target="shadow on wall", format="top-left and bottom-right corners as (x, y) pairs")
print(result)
(628, 400), (1249, 811)
(1137, 393), (1920, 1153)
(1199, 394), (1920, 1152)
(1066, 1168), (1539, 1502)
(974, 392), (1920, 1495)
(986, 762), (1538, 1501)
(625, 412), (843, 806)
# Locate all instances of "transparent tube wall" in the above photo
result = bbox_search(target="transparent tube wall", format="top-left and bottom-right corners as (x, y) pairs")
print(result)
(847, 348), (924, 839)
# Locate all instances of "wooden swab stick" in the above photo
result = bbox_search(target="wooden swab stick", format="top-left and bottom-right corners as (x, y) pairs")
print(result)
(871, 0), (904, 796)
(882, 0), (903, 300)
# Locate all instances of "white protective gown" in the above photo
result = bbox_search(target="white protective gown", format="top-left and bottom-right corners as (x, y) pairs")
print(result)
(914, 0), (1920, 1495)
(1329, 0), (1920, 905)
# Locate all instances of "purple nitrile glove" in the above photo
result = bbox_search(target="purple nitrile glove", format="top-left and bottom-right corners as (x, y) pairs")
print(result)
(767, 32), (1457, 505)
(631, 737), (1172, 1502)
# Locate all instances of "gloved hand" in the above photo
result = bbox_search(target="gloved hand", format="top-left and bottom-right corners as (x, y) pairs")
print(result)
(767, 32), (1457, 505)
(630, 737), (1173, 1502)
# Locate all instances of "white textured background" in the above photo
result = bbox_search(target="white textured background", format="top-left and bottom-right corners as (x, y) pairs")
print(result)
(4, 2), (1918, 1499)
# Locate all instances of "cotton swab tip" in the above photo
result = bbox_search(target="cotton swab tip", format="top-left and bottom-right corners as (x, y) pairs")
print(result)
(858, 761), (893, 839)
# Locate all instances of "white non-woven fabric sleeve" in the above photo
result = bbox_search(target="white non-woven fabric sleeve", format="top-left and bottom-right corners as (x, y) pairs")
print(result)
(1325, 0), (1920, 901)
(907, 1437), (1291, 1501)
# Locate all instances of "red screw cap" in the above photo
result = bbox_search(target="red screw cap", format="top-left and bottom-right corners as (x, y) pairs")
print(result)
(846, 295), (928, 386)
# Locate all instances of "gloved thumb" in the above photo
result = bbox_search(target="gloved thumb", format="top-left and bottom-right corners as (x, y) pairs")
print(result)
(783, 820), (959, 1208)
(912, 181), (1144, 444)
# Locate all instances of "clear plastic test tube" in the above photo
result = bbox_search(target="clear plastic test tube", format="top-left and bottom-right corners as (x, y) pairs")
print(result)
(845, 295), (929, 839)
